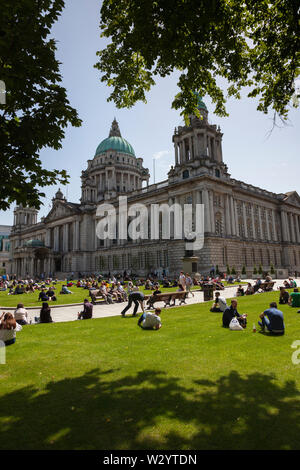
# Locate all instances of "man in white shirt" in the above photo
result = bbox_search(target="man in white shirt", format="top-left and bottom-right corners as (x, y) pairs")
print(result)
(210, 292), (228, 312)
(138, 308), (162, 330)
(179, 272), (186, 290)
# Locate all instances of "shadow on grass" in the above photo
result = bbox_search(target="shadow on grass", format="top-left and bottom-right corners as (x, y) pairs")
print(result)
(0, 368), (300, 450)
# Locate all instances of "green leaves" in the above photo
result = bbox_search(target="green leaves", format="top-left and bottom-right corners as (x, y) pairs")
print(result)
(95, 0), (299, 119)
(0, 0), (81, 211)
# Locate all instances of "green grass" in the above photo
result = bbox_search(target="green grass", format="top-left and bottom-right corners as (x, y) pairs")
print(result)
(1, 289), (300, 450)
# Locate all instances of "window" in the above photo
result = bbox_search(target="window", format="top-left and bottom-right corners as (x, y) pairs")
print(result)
(182, 170), (189, 179)
(215, 213), (223, 235)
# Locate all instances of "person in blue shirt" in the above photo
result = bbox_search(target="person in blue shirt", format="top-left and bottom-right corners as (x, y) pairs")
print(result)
(258, 302), (285, 335)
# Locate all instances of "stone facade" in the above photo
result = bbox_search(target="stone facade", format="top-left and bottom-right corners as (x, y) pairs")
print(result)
(8, 105), (300, 278)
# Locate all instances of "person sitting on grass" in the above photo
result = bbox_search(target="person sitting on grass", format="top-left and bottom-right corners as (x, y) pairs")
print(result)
(77, 299), (93, 320)
(38, 288), (49, 302)
(39, 303), (53, 323)
(46, 287), (57, 301)
(258, 302), (285, 335)
(14, 284), (24, 295)
(0, 312), (22, 346)
(236, 285), (245, 296)
(279, 287), (290, 304)
(288, 288), (300, 308)
(14, 303), (29, 326)
(245, 283), (254, 295)
(210, 292), (228, 313)
(138, 307), (162, 330)
(222, 299), (247, 328)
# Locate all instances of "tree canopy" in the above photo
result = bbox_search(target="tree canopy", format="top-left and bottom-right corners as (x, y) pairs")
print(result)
(0, 0), (81, 211)
(95, 0), (299, 120)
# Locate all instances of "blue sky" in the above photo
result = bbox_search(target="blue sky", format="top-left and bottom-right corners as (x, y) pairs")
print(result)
(1, 0), (299, 226)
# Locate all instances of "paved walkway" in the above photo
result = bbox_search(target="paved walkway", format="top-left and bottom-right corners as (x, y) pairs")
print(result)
(17, 279), (288, 324)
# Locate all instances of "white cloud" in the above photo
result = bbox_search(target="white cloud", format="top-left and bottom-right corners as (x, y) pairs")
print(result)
(152, 150), (171, 160)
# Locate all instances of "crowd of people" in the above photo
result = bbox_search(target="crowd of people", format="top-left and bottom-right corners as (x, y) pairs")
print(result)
(1, 270), (299, 347)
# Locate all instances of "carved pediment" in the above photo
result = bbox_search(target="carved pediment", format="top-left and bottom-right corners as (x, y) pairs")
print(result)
(44, 202), (79, 222)
(284, 191), (300, 207)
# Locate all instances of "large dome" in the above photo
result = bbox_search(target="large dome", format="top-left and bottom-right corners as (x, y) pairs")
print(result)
(95, 135), (135, 157)
(95, 118), (135, 157)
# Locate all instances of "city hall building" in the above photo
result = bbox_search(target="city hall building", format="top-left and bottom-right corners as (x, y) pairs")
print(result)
(8, 100), (300, 278)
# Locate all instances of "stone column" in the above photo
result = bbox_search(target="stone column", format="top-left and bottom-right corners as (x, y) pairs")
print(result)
(280, 211), (289, 242)
(209, 191), (215, 234)
(63, 224), (69, 252)
(30, 258), (34, 277)
(230, 196), (236, 236)
(202, 189), (211, 233)
(54, 226), (59, 251)
(243, 202), (248, 239)
(174, 142), (179, 165)
(266, 210), (271, 241)
(251, 205), (256, 240)
(74, 220), (80, 250)
(189, 136), (193, 160)
(258, 207), (263, 240)
(225, 195), (231, 236)
(289, 213), (296, 243)
(234, 200), (239, 236)
(182, 140), (186, 163)
(295, 215), (300, 243)
(272, 210), (278, 242)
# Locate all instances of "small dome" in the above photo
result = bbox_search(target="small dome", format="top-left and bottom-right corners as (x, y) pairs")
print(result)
(95, 136), (135, 157)
(193, 92), (208, 111)
(55, 188), (64, 199)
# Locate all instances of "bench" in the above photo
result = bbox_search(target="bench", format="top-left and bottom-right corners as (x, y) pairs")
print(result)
(259, 281), (275, 292)
(89, 289), (111, 305)
(145, 291), (187, 308)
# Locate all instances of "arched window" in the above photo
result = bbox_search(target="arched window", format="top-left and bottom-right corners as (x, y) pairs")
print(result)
(182, 170), (190, 179)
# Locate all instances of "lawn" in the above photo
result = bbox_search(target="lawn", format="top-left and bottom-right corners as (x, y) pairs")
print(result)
(1, 290), (299, 450)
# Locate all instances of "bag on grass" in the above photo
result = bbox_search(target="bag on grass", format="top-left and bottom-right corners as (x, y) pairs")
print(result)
(229, 316), (243, 331)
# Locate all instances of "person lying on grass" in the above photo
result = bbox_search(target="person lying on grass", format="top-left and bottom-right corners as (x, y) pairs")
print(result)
(138, 308), (162, 330)
(222, 299), (247, 329)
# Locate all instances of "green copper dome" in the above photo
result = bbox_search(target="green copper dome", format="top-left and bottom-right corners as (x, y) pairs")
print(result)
(95, 136), (135, 157)
(95, 118), (135, 157)
(193, 91), (207, 111)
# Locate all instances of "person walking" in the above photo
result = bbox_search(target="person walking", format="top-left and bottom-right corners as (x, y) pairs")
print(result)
(121, 288), (145, 317)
